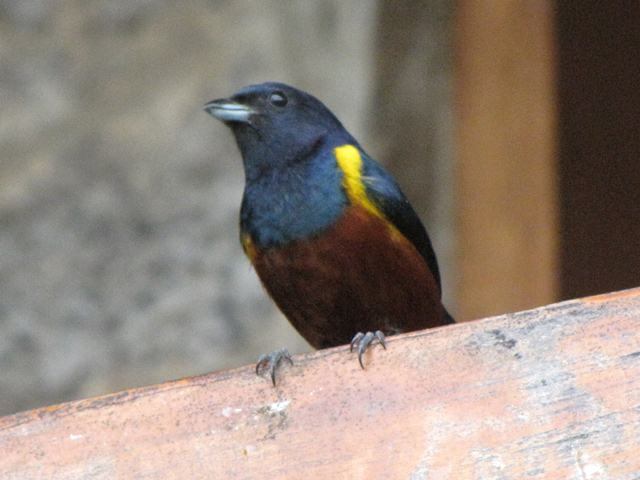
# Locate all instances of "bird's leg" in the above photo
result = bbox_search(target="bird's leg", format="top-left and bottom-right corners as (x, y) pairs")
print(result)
(350, 330), (386, 369)
(255, 348), (293, 386)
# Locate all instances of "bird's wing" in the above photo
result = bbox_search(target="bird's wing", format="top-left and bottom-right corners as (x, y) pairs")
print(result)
(360, 153), (442, 291)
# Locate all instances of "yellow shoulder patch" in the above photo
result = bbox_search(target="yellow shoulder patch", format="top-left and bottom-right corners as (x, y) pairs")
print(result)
(334, 145), (384, 219)
(241, 232), (257, 262)
(334, 144), (403, 240)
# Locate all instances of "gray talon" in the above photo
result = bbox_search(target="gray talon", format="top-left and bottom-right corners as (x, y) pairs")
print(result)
(375, 330), (387, 349)
(255, 348), (293, 386)
(350, 332), (364, 352)
(351, 330), (387, 369)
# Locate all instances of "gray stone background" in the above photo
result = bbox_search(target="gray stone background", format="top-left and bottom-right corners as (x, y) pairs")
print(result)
(0, 0), (453, 415)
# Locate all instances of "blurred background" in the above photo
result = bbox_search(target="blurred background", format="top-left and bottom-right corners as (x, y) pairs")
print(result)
(1, 1), (638, 415)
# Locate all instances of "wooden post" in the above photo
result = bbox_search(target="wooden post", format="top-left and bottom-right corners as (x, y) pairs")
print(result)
(2, 288), (640, 479)
(454, 1), (558, 319)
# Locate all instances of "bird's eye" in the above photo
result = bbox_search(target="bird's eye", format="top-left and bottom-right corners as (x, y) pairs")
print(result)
(269, 91), (288, 107)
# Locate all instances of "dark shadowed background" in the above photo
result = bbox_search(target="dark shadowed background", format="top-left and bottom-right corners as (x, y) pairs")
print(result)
(2, 1), (639, 415)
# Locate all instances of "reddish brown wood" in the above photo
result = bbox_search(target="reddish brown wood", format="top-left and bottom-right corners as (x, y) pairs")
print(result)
(2, 289), (640, 479)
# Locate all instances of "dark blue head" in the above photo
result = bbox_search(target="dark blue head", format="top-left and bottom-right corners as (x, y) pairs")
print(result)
(204, 82), (354, 181)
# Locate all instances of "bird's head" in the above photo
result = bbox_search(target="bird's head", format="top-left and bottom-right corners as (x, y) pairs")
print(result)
(204, 82), (353, 179)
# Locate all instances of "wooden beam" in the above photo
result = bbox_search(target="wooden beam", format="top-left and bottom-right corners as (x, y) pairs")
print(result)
(454, 1), (558, 319)
(2, 288), (640, 478)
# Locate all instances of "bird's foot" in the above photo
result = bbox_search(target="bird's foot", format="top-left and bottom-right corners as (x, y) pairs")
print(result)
(256, 348), (293, 386)
(350, 331), (386, 369)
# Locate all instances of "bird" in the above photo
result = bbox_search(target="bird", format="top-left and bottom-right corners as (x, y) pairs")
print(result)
(204, 82), (454, 384)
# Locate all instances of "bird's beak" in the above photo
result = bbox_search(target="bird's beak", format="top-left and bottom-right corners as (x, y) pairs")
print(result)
(203, 98), (254, 123)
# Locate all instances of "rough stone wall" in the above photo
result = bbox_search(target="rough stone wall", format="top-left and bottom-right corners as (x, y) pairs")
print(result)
(0, 0), (378, 415)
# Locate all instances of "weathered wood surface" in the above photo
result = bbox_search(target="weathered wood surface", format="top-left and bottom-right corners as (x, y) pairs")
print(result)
(1, 289), (640, 479)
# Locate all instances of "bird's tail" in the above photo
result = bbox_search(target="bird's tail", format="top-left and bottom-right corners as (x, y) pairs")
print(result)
(443, 308), (456, 325)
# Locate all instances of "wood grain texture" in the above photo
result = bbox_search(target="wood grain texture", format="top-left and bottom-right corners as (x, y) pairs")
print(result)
(2, 288), (640, 479)
(454, 0), (558, 319)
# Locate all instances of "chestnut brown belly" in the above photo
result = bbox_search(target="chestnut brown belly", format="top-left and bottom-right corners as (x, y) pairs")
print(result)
(251, 206), (444, 349)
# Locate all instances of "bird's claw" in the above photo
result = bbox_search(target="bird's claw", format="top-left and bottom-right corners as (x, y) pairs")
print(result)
(350, 330), (386, 369)
(256, 348), (293, 386)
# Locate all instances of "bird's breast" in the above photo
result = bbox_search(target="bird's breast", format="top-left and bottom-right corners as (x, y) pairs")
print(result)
(240, 156), (346, 248)
(245, 205), (444, 348)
